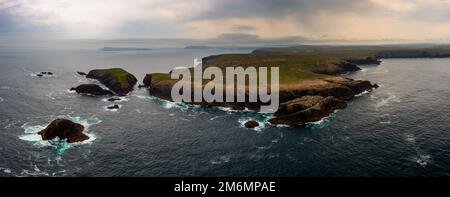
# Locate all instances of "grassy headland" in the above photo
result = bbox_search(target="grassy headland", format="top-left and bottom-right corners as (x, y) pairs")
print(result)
(143, 44), (450, 125)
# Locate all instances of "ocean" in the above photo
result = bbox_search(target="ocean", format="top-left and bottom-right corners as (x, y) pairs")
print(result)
(0, 42), (449, 177)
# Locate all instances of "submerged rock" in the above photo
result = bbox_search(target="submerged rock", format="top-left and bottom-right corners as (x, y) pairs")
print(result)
(41, 72), (53, 75)
(107, 97), (121, 102)
(38, 119), (89, 143)
(70, 84), (114, 96)
(35, 72), (53, 77)
(107, 104), (120, 109)
(244, 120), (259, 129)
(232, 106), (246, 111)
(86, 68), (137, 95)
(269, 96), (347, 126)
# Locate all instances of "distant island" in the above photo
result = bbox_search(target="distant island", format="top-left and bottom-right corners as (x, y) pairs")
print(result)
(184, 45), (257, 50)
(100, 47), (152, 52)
(184, 46), (216, 49)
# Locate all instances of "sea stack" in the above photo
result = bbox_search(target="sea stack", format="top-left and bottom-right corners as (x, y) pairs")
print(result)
(38, 119), (89, 143)
(86, 68), (137, 96)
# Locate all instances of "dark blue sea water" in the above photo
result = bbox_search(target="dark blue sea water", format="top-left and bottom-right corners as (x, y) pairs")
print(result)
(0, 43), (449, 177)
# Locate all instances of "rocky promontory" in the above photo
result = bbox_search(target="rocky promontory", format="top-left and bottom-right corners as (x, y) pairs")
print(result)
(142, 51), (379, 126)
(38, 119), (89, 143)
(269, 96), (347, 125)
(345, 56), (382, 65)
(86, 68), (137, 96)
(143, 72), (377, 126)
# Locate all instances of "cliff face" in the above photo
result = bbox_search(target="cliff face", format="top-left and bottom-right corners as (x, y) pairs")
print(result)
(143, 74), (152, 87)
(144, 73), (378, 126)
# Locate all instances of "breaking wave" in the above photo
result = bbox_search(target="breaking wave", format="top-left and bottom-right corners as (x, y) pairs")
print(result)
(355, 90), (371, 97)
(375, 93), (401, 108)
(414, 154), (432, 167)
(304, 110), (339, 129)
(101, 97), (130, 103)
(210, 155), (231, 165)
(238, 118), (266, 132)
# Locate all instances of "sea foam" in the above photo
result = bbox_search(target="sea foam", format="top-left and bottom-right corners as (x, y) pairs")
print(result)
(304, 110), (339, 129)
(101, 97), (130, 103)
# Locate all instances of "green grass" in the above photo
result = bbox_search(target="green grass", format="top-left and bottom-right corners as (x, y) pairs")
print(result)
(148, 44), (450, 85)
(93, 68), (130, 87)
(147, 73), (171, 81)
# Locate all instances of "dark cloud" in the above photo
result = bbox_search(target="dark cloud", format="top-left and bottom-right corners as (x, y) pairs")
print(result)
(205, 33), (308, 46)
(194, 0), (371, 20)
(1, 0), (449, 40)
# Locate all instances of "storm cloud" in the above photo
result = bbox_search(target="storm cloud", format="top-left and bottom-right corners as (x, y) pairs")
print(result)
(0, 0), (449, 41)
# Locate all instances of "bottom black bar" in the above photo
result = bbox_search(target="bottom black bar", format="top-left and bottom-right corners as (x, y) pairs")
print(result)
(1, 177), (448, 195)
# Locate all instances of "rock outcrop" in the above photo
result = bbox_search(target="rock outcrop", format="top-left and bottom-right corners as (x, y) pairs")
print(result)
(107, 97), (121, 102)
(269, 96), (347, 126)
(244, 120), (259, 129)
(70, 84), (114, 96)
(86, 68), (137, 96)
(38, 119), (89, 143)
(107, 104), (120, 110)
(36, 72), (53, 77)
(41, 72), (53, 75)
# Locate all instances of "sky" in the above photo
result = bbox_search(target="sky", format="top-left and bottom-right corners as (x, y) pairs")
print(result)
(1, 0), (450, 42)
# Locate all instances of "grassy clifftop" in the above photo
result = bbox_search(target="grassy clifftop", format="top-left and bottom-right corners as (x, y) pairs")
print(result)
(252, 44), (450, 58)
(87, 68), (138, 95)
(146, 53), (358, 86)
(90, 68), (131, 87)
(146, 44), (450, 86)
